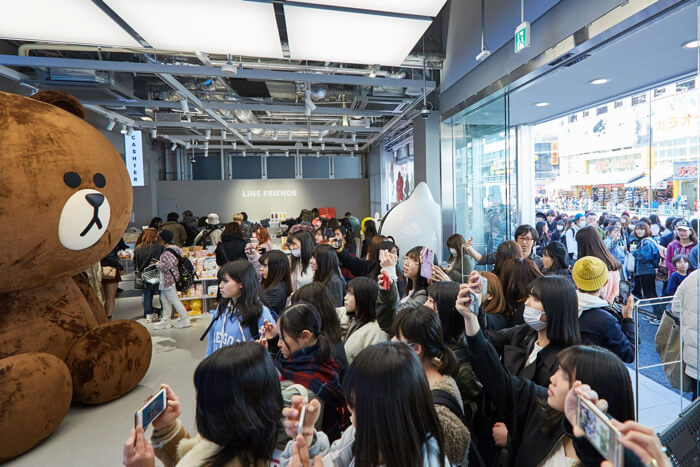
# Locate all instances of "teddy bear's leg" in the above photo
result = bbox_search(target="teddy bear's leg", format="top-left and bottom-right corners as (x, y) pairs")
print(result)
(72, 273), (108, 324)
(0, 353), (73, 462)
(66, 320), (152, 404)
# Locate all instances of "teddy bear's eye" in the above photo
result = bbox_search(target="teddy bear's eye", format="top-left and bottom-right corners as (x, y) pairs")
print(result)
(63, 172), (81, 188)
(93, 173), (106, 188)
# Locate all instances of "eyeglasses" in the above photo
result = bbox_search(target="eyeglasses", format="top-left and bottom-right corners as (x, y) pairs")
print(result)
(516, 236), (535, 244)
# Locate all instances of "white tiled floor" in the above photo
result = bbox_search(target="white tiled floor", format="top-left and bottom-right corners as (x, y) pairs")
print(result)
(8, 296), (209, 467)
(631, 368), (693, 431)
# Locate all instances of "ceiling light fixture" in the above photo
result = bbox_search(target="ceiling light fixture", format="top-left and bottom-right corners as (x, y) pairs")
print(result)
(265, 150), (270, 157)
(308, 141), (313, 149)
(221, 61), (239, 74)
(170, 142), (177, 151)
(285, 150), (290, 157)
(150, 129), (157, 139)
(204, 141), (209, 150)
(351, 133), (357, 142)
(342, 143), (347, 150)
(590, 78), (609, 85)
(288, 131), (293, 141)
(316, 151), (321, 158)
(205, 128), (211, 139)
(305, 88), (317, 116)
(273, 130), (279, 140)
(683, 40), (700, 49)
(140, 116), (153, 121)
(321, 142), (325, 150)
(120, 123), (128, 135)
(364, 117), (371, 128)
(221, 130), (227, 139)
(232, 141), (237, 150)
(127, 126), (134, 137)
(248, 130), (253, 139)
(368, 65), (379, 78)
(106, 119), (116, 131)
(350, 151), (355, 158)
(535, 102), (550, 107)
(475, 0), (491, 61)
(242, 150), (247, 157)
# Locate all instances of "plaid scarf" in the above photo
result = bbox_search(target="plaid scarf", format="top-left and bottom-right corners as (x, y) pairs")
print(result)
(276, 343), (347, 440)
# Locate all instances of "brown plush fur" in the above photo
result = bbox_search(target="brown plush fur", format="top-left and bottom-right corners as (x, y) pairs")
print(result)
(0, 91), (152, 461)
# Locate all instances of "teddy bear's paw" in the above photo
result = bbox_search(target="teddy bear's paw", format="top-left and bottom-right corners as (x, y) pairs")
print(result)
(0, 352), (73, 462)
(66, 320), (152, 404)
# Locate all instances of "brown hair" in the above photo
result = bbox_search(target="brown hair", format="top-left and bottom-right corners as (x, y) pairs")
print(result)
(223, 222), (243, 236)
(501, 258), (542, 319)
(367, 235), (387, 262)
(576, 226), (622, 271)
(493, 240), (524, 278)
(256, 227), (270, 245)
(136, 228), (162, 248)
(481, 271), (506, 315)
(634, 221), (651, 239)
(446, 234), (467, 261)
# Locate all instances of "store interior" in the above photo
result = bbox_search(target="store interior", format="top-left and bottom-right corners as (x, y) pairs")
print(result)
(1, 0), (699, 465)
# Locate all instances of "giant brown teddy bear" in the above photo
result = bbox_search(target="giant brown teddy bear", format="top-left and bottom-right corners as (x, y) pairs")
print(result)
(0, 90), (152, 461)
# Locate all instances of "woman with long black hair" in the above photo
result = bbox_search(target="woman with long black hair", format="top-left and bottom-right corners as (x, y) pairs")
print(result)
(342, 277), (388, 364)
(455, 285), (638, 467)
(258, 250), (292, 316)
(393, 306), (471, 465)
(311, 244), (346, 307)
(203, 259), (275, 357)
(288, 231), (315, 292)
(281, 342), (449, 467)
(291, 283), (348, 377)
(262, 303), (346, 442)
(123, 342), (282, 467)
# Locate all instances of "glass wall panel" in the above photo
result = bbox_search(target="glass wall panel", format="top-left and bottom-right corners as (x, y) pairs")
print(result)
(231, 155), (262, 179)
(334, 156), (362, 179)
(303, 156), (330, 179)
(448, 95), (515, 263)
(191, 154), (222, 180)
(267, 156), (296, 179)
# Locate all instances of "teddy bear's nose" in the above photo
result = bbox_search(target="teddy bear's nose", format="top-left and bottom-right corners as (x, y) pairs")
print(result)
(85, 193), (105, 208)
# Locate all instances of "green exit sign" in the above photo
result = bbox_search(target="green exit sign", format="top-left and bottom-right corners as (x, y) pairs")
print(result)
(515, 21), (531, 53)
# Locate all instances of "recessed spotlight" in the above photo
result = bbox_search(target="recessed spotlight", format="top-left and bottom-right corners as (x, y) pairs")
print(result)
(535, 102), (550, 107)
(683, 40), (700, 49)
(590, 78), (609, 85)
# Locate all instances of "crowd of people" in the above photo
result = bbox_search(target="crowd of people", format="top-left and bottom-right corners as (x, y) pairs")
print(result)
(120, 207), (694, 467)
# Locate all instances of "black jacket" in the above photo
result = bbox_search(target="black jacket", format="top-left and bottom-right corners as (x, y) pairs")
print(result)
(133, 244), (165, 272)
(337, 247), (378, 279)
(101, 239), (128, 268)
(579, 306), (636, 364)
(464, 331), (564, 467)
(324, 274), (346, 307)
(215, 233), (246, 266)
(485, 324), (561, 388)
(262, 281), (288, 316)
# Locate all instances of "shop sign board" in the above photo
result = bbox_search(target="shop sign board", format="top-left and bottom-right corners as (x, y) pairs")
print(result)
(241, 189), (297, 198)
(124, 130), (144, 186)
(673, 160), (698, 180)
(514, 22), (530, 53)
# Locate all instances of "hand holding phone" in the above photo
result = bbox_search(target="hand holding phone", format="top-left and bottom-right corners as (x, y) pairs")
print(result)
(135, 387), (168, 429)
(577, 396), (623, 466)
(420, 247), (434, 280)
(378, 270), (391, 291)
(616, 280), (631, 306)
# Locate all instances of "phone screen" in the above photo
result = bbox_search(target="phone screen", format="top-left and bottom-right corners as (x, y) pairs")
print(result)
(617, 280), (631, 305)
(135, 388), (167, 428)
(420, 248), (434, 280)
(297, 404), (307, 437)
(577, 397), (622, 465)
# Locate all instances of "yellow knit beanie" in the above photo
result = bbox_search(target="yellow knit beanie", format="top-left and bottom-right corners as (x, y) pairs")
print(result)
(572, 256), (609, 292)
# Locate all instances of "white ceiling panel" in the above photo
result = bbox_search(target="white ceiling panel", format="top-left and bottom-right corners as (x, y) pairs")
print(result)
(290, 0), (447, 17)
(285, 5), (431, 66)
(0, 0), (140, 47)
(104, 0), (283, 58)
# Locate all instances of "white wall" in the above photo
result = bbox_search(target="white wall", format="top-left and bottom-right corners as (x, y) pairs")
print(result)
(155, 179), (370, 223)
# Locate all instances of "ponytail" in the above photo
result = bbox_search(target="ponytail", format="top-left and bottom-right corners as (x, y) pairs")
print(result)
(278, 303), (331, 364)
(393, 306), (459, 377)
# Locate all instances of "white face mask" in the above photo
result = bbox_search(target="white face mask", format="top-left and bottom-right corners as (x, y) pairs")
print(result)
(290, 248), (301, 258)
(523, 306), (547, 331)
(556, 225), (564, 231)
(449, 248), (458, 257)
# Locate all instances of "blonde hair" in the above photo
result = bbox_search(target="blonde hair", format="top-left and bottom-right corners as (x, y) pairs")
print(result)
(233, 213), (244, 222)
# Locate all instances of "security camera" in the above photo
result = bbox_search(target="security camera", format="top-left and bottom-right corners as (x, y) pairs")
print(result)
(420, 107), (431, 119)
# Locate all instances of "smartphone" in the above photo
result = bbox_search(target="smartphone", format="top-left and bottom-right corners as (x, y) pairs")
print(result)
(617, 280), (631, 305)
(297, 404), (307, 437)
(479, 275), (488, 295)
(577, 396), (623, 466)
(420, 247), (434, 280)
(135, 388), (167, 429)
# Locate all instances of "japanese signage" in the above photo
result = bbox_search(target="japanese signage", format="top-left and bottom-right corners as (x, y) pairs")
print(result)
(674, 160), (699, 181)
(124, 131), (144, 186)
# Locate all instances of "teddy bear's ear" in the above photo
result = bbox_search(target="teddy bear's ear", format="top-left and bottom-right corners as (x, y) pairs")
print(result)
(31, 90), (87, 120)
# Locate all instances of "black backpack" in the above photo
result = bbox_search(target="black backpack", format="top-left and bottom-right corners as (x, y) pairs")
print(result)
(165, 248), (197, 292)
